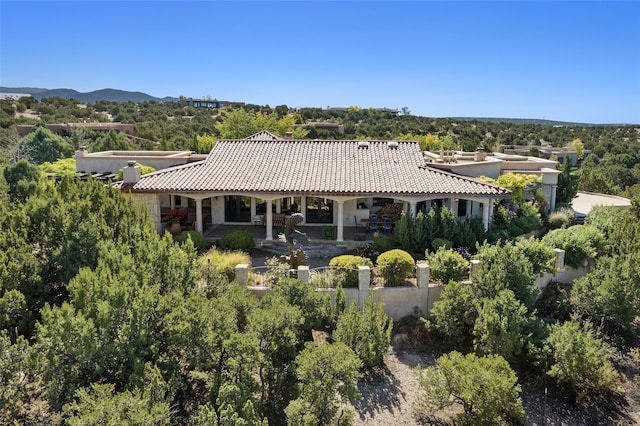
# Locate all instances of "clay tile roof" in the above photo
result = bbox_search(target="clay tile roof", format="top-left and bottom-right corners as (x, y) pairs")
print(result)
(122, 139), (510, 198)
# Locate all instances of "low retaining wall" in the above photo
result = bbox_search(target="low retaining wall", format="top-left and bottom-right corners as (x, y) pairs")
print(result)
(237, 248), (588, 321)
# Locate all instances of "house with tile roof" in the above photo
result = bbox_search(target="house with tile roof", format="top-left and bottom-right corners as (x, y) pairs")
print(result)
(111, 132), (511, 241)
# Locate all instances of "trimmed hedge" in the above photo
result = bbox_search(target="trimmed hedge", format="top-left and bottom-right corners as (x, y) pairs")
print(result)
(376, 249), (415, 286)
(329, 255), (373, 287)
(428, 247), (469, 284)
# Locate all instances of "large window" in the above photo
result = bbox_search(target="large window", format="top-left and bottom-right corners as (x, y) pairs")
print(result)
(224, 196), (251, 222)
(305, 197), (333, 223)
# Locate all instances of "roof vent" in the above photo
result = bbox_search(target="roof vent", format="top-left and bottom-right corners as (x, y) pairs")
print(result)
(387, 141), (399, 149)
(357, 141), (370, 149)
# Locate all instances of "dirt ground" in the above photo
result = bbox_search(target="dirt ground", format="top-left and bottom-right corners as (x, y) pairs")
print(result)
(351, 318), (640, 426)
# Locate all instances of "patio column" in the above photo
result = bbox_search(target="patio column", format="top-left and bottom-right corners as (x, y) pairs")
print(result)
(210, 197), (215, 224)
(550, 185), (557, 212)
(409, 202), (417, 218)
(336, 201), (344, 242)
(250, 197), (256, 217)
(276, 199), (281, 214)
(466, 198), (473, 217)
(266, 200), (273, 240)
(170, 194), (176, 210)
(300, 196), (306, 223)
(482, 201), (490, 231)
(195, 199), (203, 232)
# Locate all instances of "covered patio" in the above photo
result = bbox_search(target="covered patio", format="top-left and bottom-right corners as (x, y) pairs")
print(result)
(117, 134), (511, 240)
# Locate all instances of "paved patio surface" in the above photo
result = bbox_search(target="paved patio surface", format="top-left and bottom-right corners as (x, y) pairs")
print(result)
(202, 224), (376, 268)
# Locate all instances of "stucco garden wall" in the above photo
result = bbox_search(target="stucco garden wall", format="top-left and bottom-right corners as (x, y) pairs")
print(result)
(238, 248), (588, 322)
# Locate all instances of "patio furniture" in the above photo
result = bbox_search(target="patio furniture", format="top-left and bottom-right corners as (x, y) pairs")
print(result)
(175, 209), (189, 224)
(369, 214), (379, 233)
(161, 209), (178, 224)
(382, 214), (393, 234)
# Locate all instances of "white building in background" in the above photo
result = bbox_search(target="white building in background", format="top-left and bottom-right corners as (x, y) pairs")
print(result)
(424, 149), (560, 211)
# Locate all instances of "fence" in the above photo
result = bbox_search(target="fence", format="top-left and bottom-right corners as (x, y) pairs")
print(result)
(235, 248), (587, 321)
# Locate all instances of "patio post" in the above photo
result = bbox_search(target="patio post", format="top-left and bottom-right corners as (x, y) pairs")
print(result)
(409, 201), (417, 218)
(195, 198), (203, 232)
(336, 201), (344, 242)
(265, 200), (273, 240)
(482, 199), (493, 230)
(170, 194), (176, 210)
(358, 266), (371, 306)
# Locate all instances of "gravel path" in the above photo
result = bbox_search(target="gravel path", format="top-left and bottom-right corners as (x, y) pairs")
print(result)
(349, 322), (640, 425)
(352, 347), (428, 425)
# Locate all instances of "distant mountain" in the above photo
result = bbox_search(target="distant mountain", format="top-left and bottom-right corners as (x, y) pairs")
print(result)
(0, 87), (179, 103)
(450, 117), (590, 127)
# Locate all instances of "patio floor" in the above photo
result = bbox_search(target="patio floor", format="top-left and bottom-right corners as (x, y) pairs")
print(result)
(201, 224), (378, 268)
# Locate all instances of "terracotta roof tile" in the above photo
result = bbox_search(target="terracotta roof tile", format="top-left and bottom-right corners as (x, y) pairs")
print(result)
(122, 139), (510, 198)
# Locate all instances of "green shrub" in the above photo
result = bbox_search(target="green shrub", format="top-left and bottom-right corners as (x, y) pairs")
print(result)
(198, 248), (251, 282)
(220, 229), (254, 252)
(484, 228), (509, 244)
(376, 249), (415, 286)
(174, 230), (205, 252)
(506, 223), (524, 237)
(515, 237), (556, 275)
(329, 255), (373, 288)
(415, 351), (524, 425)
(473, 242), (538, 309)
(547, 320), (621, 402)
(547, 207), (575, 229)
(541, 225), (605, 268)
(473, 289), (530, 362)
(427, 247), (469, 284)
(334, 295), (392, 367)
(431, 237), (452, 251)
(430, 281), (477, 346)
(514, 214), (540, 234)
(372, 234), (397, 252)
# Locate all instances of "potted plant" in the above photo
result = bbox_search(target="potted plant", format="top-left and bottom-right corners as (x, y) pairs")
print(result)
(322, 225), (336, 240)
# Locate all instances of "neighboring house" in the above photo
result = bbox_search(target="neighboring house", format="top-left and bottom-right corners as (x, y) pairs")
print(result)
(107, 132), (511, 241)
(503, 145), (588, 166)
(424, 149), (561, 211)
(75, 147), (207, 174)
(179, 98), (244, 109)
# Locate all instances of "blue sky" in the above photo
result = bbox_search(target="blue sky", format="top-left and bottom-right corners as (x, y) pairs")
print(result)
(1, 1), (639, 124)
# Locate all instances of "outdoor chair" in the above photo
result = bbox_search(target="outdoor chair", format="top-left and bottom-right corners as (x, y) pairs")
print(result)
(369, 214), (379, 233)
(161, 209), (178, 224)
(175, 209), (189, 224)
(382, 214), (393, 234)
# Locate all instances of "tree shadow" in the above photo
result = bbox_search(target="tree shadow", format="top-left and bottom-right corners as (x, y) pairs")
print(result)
(521, 379), (635, 426)
(354, 363), (405, 420)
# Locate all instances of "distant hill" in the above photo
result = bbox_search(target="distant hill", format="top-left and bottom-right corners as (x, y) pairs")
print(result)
(450, 117), (590, 127)
(0, 87), (178, 103)
(2, 86), (631, 126)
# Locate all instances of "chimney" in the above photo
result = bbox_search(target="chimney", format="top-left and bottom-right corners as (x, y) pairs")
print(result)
(123, 160), (141, 183)
(285, 132), (293, 140)
(474, 148), (486, 162)
(74, 145), (88, 159)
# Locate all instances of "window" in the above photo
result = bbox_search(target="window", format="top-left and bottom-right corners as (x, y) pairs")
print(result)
(457, 199), (467, 217)
(305, 197), (333, 223)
